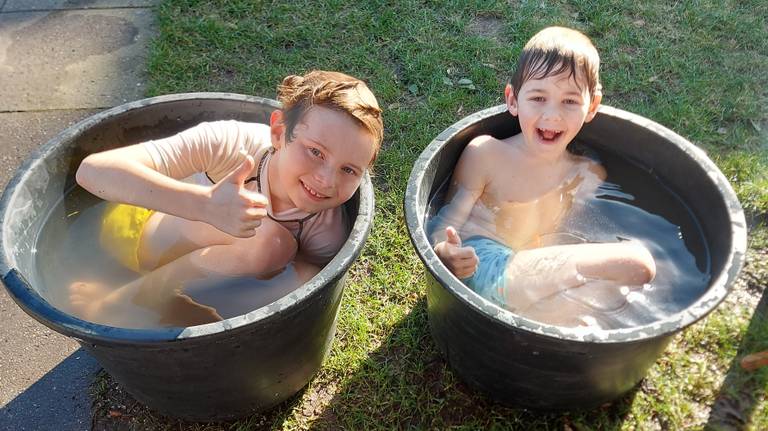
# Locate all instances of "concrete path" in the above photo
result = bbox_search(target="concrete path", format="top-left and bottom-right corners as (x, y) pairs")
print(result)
(0, 1), (156, 429)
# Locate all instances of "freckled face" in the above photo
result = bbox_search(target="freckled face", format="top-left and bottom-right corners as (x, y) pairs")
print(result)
(269, 106), (376, 213)
(507, 70), (600, 158)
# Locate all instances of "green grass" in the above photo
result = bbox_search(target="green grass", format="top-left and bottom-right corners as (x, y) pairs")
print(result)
(94, 0), (768, 429)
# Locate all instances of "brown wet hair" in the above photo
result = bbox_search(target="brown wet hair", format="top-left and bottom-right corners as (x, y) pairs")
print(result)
(277, 70), (384, 166)
(510, 26), (602, 100)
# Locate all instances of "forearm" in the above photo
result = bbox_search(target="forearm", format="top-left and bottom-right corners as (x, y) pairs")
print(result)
(77, 152), (211, 222)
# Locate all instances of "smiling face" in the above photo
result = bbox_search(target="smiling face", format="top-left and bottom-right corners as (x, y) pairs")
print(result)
(268, 106), (376, 213)
(506, 69), (601, 159)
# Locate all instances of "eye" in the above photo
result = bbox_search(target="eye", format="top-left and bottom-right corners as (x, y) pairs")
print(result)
(564, 98), (581, 105)
(342, 166), (358, 176)
(530, 96), (545, 102)
(308, 147), (323, 158)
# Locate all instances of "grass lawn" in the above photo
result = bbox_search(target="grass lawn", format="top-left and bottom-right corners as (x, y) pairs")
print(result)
(93, 0), (768, 429)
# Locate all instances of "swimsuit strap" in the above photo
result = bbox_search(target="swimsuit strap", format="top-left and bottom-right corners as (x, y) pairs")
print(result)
(253, 147), (318, 246)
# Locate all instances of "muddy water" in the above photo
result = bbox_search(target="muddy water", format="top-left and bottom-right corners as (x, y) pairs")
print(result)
(34, 186), (303, 329)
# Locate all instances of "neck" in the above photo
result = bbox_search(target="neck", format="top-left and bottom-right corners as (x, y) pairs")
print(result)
(265, 149), (293, 213)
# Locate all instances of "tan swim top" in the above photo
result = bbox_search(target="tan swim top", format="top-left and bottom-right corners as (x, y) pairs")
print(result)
(142, 120), (349, 265)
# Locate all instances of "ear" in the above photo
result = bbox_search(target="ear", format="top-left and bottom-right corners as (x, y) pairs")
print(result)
(584, 92), (602, 123)
(270, 110), (286, 150)
(505, 84), (518, 117)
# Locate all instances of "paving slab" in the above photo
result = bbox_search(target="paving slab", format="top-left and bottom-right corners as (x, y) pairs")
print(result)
(0, 8), (154, 111)
(0, 1), (157, 428)
(4, 0), (156, 12)
(0, 109), (102, 431)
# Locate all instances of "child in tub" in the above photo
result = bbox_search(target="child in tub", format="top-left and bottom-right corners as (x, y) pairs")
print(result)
(69, 70), (383, 326)
(431, 27), (656, 327)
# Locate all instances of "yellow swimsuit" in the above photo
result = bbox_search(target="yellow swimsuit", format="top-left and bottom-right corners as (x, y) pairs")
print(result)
(100, 203), (154, 273)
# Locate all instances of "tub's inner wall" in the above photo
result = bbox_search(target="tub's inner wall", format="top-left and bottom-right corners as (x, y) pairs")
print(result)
(423, 109), (731, 291)
(3, 98), (277, 295)
(578, 113), (731, 275)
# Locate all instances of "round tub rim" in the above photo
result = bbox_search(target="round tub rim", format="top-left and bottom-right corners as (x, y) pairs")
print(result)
(404, 103), (747, 343)
(0, 92), (374, 344)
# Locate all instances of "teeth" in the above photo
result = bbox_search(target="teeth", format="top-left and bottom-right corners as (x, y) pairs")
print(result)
(303, 181), (326, 198)
(538, 128), (561, 140)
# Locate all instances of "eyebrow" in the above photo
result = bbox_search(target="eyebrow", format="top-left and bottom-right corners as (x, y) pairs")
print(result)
(526, 87), (582, 96)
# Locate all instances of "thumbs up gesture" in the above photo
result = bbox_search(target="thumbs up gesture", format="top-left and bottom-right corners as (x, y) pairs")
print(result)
(434, 226), (478, 279)
(206, 155), (269, 237)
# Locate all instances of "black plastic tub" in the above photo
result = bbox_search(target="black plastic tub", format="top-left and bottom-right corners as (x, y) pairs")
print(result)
(404, 105), (746, 410)
(0, 93), (374, 421)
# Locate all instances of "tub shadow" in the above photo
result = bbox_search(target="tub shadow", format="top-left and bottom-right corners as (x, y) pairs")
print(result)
(310, 294), (637, 430)
(705, 283), (768, 430)
(0, 348), (100, 431)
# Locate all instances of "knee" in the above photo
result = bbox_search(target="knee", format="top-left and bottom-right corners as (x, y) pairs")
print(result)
(622, 243), (656, 284)
(232, 219), (298, 275)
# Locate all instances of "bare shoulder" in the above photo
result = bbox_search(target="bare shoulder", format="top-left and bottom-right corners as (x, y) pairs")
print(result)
(461, 134), (506, 161)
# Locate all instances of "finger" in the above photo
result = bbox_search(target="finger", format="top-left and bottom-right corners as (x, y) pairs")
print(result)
(237, 224), (259, 238)
(225, 155), (256, 186)
(242, 191), (269, 207)
(451, 246), (477, 260)
(244, 207), (267, 219)
(453, 259), (478, 274)
(445, 226), (462, 247)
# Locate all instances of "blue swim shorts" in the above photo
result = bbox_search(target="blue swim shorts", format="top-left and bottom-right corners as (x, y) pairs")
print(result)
(461, 236), (514, 307)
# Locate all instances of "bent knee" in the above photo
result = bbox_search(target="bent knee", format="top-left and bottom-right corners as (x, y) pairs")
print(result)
(231, 219), (298, 276)
(620, 243), (656, 284)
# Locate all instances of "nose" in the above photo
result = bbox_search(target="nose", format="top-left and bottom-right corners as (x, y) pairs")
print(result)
(542, 102), (562, 122)
(313, 163), (335, 190)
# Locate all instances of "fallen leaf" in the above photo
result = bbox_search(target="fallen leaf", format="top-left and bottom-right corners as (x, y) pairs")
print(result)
(750, 119), (762, 132)
(634, 19), (646, 27)
(442, 77), (453, 86)
(408, 84), (418, 95)
(717, 127), (727, 135)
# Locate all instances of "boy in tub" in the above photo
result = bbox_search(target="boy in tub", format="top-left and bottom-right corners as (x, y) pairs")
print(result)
(69, 70), (383, 326)
(431, 27), (657, 327)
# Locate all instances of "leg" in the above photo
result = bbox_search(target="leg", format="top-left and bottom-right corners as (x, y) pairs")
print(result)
(503, 242), (655, 312)
(70, 218), (298, 326)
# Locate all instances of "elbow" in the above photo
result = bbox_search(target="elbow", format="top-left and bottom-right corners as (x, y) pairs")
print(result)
(76, 153), (110, 195)
(75, 154), (97, 190)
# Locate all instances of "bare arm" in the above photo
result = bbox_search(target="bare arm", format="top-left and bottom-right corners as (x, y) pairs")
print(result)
(77, 144), (212, 222)
(431, 136), (493, 278)
(429, 136), (489, 244)
(77, 143), (268, 238)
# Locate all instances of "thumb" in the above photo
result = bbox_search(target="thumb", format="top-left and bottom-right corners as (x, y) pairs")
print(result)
(226, 155), (255, 185)
(445, 226), (462, 247)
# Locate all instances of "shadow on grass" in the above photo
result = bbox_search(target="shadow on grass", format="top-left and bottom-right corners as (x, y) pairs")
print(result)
(705, 285), (768, 430)
(310, 296), (638, 430)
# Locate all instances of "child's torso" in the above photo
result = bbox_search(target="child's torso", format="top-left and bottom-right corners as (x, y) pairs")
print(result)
(461, 155), (601, 250)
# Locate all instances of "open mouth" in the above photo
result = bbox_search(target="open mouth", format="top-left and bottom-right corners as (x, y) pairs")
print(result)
(537, 128), (563, 142)
(301, 180), (329, 200)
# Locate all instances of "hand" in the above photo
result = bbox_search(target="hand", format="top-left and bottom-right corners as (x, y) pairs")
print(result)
(433, 226), (478, 279)
(206, 155), (268, 237)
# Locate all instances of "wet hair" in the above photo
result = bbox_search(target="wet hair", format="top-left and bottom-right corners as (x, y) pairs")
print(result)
(277, 70), (384, 166)
(510, 27), (601, 100)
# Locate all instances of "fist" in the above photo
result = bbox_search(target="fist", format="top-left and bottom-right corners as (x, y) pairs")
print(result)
(207, 155), (269, 237)
(434, 226), (478, 279)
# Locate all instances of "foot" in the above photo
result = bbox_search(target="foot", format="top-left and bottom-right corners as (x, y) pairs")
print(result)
(68, 281), (112, 322)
